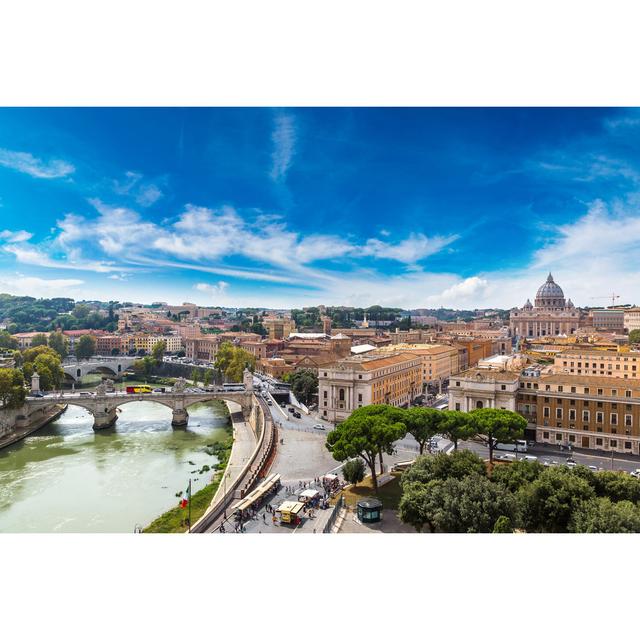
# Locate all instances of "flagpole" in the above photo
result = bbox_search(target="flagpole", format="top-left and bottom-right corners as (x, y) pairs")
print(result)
(188, 478), (192, 533)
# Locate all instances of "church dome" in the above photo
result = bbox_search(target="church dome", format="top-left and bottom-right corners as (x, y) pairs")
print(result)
(534, 273), (566, 308)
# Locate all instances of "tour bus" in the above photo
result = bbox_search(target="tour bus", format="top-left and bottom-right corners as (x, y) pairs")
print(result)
(493, 439), (528, 453)
(126, 385), (153, 394)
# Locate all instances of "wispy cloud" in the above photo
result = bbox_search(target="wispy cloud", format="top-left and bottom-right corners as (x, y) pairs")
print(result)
(112, 171), (164, 206)
(0, 229), (33, 243)
(270, 113), (296, 181)
(194, 281), (229, 299)
(0, 148), (74, 179)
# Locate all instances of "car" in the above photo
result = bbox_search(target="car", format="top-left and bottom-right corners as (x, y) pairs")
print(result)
(313, 424), (326, 430)
(30, 391), (45, 398)
(566, 461), (577, 468)
(523, 455), (538, 461)
(267, 400), (273, 406)
(588, 465), (598, 472)
(152, 388), (165, 393)
(293, 411), (301, 419)
(287, 407), (295, 413)
(79, 391), (92, 396)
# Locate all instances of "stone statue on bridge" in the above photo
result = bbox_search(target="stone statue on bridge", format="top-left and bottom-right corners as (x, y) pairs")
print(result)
(173, 377), (187, 393)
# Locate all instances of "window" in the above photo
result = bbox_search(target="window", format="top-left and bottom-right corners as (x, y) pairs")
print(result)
(610, 440), (618, 448)
(596, 412), (603, 423)
(626, 390), (632, 398)
(556, 433), (562, 441)
(358, 393), (362, 402)
(543, 431), (549, 439)
(582, 410), (589, 421)
(625, 442), (632, 450)
(456, 381), (460, 386)
(625, 414), (633, 427)
(543, 407), (550, 418)
(556, 408), (563, 419)
(596, 438), (603, 446)
(569, 435), (575, 443)
(358, 374), (362, 379)
(339, 389), (345, 401)
(571, 387), (576, 393)
(455, 402), (460, 411)
(584, 388), (590, 394)
(569, 409), (576, 421)
(612, 389), (617, 396)
(597, 388), (603, 395)
(501, 384), (506, 390)
(323, 390), (327, 399)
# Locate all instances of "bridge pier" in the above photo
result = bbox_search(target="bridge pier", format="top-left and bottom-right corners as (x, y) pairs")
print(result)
(93, 406), (118, 430)
(171, 408), (189, 427)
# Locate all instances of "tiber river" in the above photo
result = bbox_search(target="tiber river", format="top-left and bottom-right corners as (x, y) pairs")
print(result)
(0, 401), (231, 533)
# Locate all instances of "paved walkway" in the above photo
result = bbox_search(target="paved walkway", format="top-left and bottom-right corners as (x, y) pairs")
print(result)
(198, 405), (257, 520)
(0, 404), (66, 451)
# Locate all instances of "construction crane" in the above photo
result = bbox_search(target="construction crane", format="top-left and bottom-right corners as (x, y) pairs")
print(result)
(590, 293), (621, 307)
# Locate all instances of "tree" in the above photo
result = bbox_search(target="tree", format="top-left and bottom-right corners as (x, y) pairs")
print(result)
(22, 345), (60, 364)
(468, 408), (527, 463)
(151, 340), (166, 366)
(400, 450), (487, 487)
(48, 332), (69, 359)
(326, 405), (406, 492)
(203, 369), (214, 387)
(289, 369), (318, 406)
(570, 498), (640, 533)
(629, 329), (640, 344)
(590, 470), (640, 503)
(0, 368), (26, 408)
(0, 330), (18, 350)
(402, 406), (446, 454)
(491, 459), (545, 493)
(399, 475), (517, 533)
(441, 410), (477, 450)
(32, 353), (64, 390)
(215, 342), (256, 382)
(342, 459), (366, 486)
(75, 334), (96, 360)
(133, 356), (155, 381)
(492, 515), (513, 533)
(192, 368), (200, 385)
(31, 333), (49, 347)
(519, 467), (595, 533)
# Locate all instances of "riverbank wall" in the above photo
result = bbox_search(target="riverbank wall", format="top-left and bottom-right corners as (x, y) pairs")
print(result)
(0, 404), (67, 451)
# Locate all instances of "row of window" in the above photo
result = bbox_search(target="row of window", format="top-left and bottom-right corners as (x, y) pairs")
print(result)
(541, 431), (634, 450)
(542, 407), (634, 425)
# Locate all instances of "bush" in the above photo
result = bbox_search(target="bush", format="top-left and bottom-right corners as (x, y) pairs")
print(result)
(342, 459), (366, 486)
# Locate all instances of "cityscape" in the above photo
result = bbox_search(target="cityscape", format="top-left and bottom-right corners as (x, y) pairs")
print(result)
(1, 107), (640, 534)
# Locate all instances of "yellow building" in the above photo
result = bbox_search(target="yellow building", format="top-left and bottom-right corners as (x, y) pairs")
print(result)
(263, 315), (296, 340)
(553, 349), (640, 380)
(375, 343), (460, 388)
(318, 352), (422, 422)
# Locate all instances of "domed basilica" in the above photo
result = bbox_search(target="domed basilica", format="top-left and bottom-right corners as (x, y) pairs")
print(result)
(509, 273), (581, 337)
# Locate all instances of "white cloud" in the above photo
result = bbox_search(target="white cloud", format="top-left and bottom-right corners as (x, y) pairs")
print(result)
(194, 281), (229, 297)
(430, 276), (490, 304)
(3, 243), (122, 273)
(270, 113), (296, 181)
(0, 148), (74, 179)
(0, 274), (84, 297)
(0, 229), (33, 243)
(362, 232), (458, 263)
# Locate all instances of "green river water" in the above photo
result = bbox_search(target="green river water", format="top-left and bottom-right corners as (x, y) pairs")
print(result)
(0, 401), (230, 533)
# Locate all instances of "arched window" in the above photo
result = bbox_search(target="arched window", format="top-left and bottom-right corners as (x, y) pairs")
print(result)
(476, 400), (484, 409)
(339, 389), (345, 401)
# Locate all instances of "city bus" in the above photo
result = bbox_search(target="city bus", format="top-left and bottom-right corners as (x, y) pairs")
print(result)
(126, 385), (153, 394)
(222, 383), (245, 391)
(494, 439), (528, 453)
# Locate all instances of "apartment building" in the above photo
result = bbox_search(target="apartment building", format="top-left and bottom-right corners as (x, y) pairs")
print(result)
(553, 349), (640, 380)
(263, 315), (296, 340)
(449, 365), (640, 455)
(375, 343), (460, 388)
(318, 352), (422, 422)
(624, 308), (640, 334)
(589, 309), (625, 333)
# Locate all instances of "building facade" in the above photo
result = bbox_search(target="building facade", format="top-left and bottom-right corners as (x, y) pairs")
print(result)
(318, 352), (422, 422)
(509, 273), (581, 338)
(553, 349), (640, 380)
(624, 308), (640, 334)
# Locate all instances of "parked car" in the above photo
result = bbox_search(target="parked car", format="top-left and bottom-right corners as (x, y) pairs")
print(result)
(313, 424), (326, 430)
(293, 411), (301, 419)
(30, 391), (45, 398)
(287, 407), (295, 413)
(79, 391), (92, 396)
(267, 400), (273, 406)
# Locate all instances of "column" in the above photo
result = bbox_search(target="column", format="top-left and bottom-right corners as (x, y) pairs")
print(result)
(93, 406), (118, 430)
(171, 408), (189, 427)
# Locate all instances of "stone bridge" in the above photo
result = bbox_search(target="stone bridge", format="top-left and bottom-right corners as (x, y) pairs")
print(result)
(62, 356), (139, 382)
(23, 387), (255, 429)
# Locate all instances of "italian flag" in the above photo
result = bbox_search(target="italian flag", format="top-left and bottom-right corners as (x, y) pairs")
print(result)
(180, 483), (191, 509)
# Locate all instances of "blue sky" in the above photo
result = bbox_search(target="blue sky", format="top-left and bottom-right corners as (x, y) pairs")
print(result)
(1, 107), (640, 309)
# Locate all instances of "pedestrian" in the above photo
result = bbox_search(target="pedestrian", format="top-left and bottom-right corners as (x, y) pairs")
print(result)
(263, 512), (266, 522)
